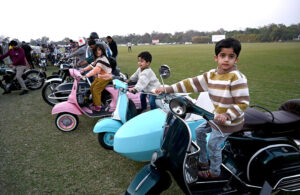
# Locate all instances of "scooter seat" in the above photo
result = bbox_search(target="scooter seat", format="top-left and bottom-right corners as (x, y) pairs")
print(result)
(242, 100), (300, 137)
(244, 107), (271, 126)
(267, 110), (300, 124)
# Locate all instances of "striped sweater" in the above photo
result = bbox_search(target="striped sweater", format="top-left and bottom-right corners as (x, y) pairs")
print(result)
(165, 65), (249, 133)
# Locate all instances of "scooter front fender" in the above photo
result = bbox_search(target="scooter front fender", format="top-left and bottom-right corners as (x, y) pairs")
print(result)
(45, 77), (62, 83)
(93, 118), (122, 134)
(52, 102), (83, 115)
(125, 164), (171, 195)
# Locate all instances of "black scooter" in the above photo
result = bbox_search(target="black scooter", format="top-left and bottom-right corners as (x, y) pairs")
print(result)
(125, 70), (300, 194)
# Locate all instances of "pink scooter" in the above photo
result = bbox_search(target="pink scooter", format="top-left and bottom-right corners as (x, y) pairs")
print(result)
(52, 69), (142, 132)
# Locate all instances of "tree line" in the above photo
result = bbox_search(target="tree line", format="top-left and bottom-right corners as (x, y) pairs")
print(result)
(3, 23), (299, 46)
(113, 23), (300, 44)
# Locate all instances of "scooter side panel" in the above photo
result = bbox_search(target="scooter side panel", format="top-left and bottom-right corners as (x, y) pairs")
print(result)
(114, 109), (167, 162)
(105, 86), (119, 112)
(52, 102), (83, 115)
(127, 92), (142, 109)
(93, 118), (122, 133)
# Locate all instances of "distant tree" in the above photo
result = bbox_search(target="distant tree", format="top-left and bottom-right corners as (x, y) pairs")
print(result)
(192, 36), (210, 43)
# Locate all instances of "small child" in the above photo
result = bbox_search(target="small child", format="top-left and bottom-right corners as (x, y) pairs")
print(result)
(156, 38), (249, 178)
(128, 51), (161, 112)
(81, 44), (112, 111)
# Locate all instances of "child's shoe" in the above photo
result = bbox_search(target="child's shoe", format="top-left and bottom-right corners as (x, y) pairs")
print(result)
(198, 170), (219, 179)
(198, 162), (209, 170)
(91, 105), (101, 111)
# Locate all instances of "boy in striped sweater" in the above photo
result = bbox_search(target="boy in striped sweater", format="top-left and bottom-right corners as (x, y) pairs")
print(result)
(155, 38), (249, 179)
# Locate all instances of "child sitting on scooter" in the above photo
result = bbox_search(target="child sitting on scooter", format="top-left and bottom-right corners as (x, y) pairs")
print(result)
(81, 44), (112, 111)
(155, 38), (250, 179)
(127, 51), (161, 112)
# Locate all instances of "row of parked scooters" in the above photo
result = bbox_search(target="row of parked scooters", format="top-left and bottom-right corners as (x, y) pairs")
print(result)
(40, 61), (300, 194)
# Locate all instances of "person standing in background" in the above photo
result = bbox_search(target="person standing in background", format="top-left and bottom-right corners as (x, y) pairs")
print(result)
(21, 41), (34, 69)
(106, 36), (118, 61)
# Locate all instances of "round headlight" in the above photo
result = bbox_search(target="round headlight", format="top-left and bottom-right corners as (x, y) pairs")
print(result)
(169, 98), (186, 116)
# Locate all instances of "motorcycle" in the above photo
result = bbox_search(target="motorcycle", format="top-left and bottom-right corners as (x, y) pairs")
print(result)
(51, 68), (142, 132)
(0, 67), (45, 93)
(39, 58), (47, 71)
(42, 58), (75, 106)
(93, 79), (142, 150)
(125, 66), (300, 194)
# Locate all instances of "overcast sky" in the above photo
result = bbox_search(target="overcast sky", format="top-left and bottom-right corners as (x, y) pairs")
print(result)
(1, 0), (300, 42)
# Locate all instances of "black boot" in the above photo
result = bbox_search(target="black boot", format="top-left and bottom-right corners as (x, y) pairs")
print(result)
(2, 90), (11, 95)
(19, 90), (29, 95)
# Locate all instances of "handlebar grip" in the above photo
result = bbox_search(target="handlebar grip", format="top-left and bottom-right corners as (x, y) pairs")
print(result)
(224, 121), (231, 125)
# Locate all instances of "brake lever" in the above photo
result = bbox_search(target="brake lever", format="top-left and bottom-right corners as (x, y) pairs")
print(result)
(208, 120), (225, 137)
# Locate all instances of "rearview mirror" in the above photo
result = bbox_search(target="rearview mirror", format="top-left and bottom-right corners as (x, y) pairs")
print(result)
(159, 64), (170, 79)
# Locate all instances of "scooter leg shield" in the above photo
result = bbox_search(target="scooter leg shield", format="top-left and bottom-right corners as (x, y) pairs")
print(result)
(125, 164), (171, 195)
(93, 118), (122, 133)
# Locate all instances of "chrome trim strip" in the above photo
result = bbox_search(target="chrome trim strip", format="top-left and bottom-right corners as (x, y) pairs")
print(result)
(222, 164), (262, 189)
(274, 174), (300, 191)
(246, 144), (298, 182)
(135, 172), (151, 192)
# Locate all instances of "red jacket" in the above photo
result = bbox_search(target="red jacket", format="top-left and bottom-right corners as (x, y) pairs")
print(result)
(0, 47), (26, 66)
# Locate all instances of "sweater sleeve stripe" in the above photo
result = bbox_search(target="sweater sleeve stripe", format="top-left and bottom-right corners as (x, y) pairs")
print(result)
(183, 79), (194, 93)
(231, 83), (248, 90)
(175, 82), (184, 93)
(192, 76), (205, 92)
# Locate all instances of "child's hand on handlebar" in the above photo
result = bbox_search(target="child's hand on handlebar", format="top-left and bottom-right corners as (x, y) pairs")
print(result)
(79, 69), (85, 74)
(214, 114), (228, 124)
(128, 88), (137, 94)
(155, 87), (165, 94)
(81, 75), (86, 80)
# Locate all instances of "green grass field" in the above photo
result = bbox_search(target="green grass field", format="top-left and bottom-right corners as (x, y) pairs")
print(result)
(0, 43), (300, 194)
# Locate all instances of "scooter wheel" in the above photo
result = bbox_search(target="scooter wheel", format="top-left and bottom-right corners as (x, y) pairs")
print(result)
(55, 113), (78, 132)
(98, 132), (115, 150)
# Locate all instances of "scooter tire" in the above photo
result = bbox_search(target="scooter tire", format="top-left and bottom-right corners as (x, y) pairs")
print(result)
(98, 132), (115, 150)
(42, 81), (63, 106)
(55, 112), (79, 132)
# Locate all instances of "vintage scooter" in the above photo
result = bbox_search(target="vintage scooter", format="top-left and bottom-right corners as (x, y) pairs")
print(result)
(93, 65), (173, 150)
(125, 94), (300, 194)
(52, 69), (141, 132)
(112, 65), (210, 162)
(93, 79), (143, 149)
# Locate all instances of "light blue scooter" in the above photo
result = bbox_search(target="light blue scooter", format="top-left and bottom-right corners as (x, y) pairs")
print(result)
(113, 96), (207, 162)
(93, 79), (140, 150)
(113, 65), (212, 162)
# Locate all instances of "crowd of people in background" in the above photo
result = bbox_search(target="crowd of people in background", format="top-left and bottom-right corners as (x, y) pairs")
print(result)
(0, 32), (123, 70)
(0, 32), (123, 96)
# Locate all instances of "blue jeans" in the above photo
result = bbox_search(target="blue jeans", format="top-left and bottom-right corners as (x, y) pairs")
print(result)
(195, 121), (231, 176)
(140, 93), (157, 110)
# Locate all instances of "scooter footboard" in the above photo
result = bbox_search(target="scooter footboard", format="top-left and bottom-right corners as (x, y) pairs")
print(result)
(125, 164), (171, 195)
(93, 118), (122, 133)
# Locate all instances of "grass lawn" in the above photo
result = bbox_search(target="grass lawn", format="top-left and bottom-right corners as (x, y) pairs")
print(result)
(0, 42), (300, 194)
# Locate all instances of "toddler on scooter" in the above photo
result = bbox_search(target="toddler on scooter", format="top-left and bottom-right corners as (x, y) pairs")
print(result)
(155, 38), (250, 179)
(127, 51), (161, 112)
(81, 44), (112, 111)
